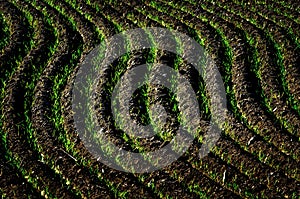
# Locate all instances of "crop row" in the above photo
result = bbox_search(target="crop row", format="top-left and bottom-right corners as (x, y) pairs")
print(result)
(87, 5), (239, 198)
(51, 0), (300, 197)
(95, 0), (298, 196)
(19, 0), (165, 198)
(183, 0), (298, 162)
(210, 0), (299, 132)
(0, 0), (80, 198)
(179, 0), (300, 160)
(144, 0), (300, 195)
(94, 0), (258, 197)
(184, 0), (298, 163)
(59, 0), (237, 198)
(19, 0), (133, 198)
(1, 0), (299, 198)
(61, 1), (215, 197)
(62, 0), (243, 197)
(228, 0), (300, 113)
(149, 0), (298, 176)
(0, 1), (52, 197)
(0, 13), (10, 51)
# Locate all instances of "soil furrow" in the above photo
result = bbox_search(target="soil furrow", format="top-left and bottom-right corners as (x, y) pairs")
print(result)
(177, 0), (300, 179)
(27, 0), (114, 198)
(59, 1), (200, 197)
(170, 0), (300, 161)
(219, 0), (300, 117)
(127, 0), (296, 193)
(0, 1), (33, 90)
(199, 0), (300, 139)
(1, 0), (299, 198)
(93, 1), (277, 197)
(29, 0), (159, 196)
(1, 1), (78, 198)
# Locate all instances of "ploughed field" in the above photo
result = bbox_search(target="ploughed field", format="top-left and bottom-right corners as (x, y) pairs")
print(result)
(0, 0), (299, 198)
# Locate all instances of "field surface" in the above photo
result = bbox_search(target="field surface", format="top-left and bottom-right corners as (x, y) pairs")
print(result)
(0, 0), (299, 198)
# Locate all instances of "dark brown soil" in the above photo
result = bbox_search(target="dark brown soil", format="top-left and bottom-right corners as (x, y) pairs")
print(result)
(1, 0), (299, 198)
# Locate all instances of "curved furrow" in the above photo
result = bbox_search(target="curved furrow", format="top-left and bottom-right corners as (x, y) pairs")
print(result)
(115, 0), (296, 194)
(218, 0), (300, 156)
(211, 137), (299, 194)
(35, 0), (165, 198)
(25, 0), (115, 198)
(234, 0), (300, 27)
(59, 1), (157, 197)
(144, 153), (235, 197)
(220, 1), (300, 119)
(272, 0), (300, 14)
(178, 0), (300, 179)
(210, 0), (300, 137)
(214, 0), (300, 114)
(208, 0), (300, 156)
(64, 0), (240, 197)
(0, 1), (33, 61)
(248, 1), (300, 31)
(113, 1), (300, 197)
(225, 113), (299, 181)
(143, 0), (297, 195)
(155, 0), (298, 145)
(60, 0), (191, 198)
(134, 0), (296, 186)
(268, 1), (300, 23)
(100, 1), (289, 197)
(245, 2), (300, 111)
(1, 1), (79, 198)
(94, 1), (244, 197)
(195, 0), (300, 175)
(75, 1), (221, 197)
(154, 0), (298, 178)
(0, 1), (33, 96)
(60, 1), (177, 198)
(222, 7), (300, 160)
(59, 1), (206, 198)
(173, 0), (300, 161)
(2, 1), (298, 198)
(0, 3), (42, 197)
(57, 0), (160, 197)
(222, 2), (300, 109)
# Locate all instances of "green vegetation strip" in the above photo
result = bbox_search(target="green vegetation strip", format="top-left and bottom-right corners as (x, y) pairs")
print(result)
(0, 2), (56, 198)
(0, 13), (10, 51)
(2, 0), (82, 197)
(102, 0), (225, 196)
(25, 0), (110, 197)
(229, 0), (300, 113)
(179, 0), (300, 162)
(3, 1), (81, 199)
(171, 0), (299, 178)
(67, 0), (220, 197)
(65, 1), (178, 197)
(27, 0), (156, 198)
(110, 1), (278, 197)
(229, 0), (300, 117)
(61, 0), (209, 197)
(150, 0), (300, 193)
(1, 0), (299, 198)
(195, 0), (300, 139)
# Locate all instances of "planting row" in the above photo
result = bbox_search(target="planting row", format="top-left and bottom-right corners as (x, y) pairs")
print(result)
(1, 0), (299, 198)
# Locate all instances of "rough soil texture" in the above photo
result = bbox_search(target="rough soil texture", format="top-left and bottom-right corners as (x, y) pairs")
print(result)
(0, 0), (299, 198)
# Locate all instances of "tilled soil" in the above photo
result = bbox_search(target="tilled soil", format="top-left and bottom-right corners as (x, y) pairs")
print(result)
(0, 0), (299, 198)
